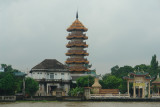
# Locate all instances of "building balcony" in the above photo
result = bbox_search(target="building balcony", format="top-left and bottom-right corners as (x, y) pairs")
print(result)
(66, 58), (89, 64)
(66, 50), (89, 56)
(66, 41), (88, 48)
(35, 79), (71, 83)
(66, 34), (88, 40)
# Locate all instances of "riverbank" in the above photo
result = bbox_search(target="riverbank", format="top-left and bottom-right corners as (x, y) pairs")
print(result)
(2, 95), (160, 102)
(1, 101), (160, 107)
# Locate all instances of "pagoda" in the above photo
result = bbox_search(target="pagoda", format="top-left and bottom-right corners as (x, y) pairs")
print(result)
(65, 13), (90, 77)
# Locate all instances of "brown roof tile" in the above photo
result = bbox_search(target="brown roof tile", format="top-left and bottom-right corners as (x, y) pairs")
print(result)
(67, 19), (88, 32)
(32, 59), (68, 70)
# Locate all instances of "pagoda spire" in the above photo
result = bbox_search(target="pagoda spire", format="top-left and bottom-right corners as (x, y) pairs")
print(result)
(76, 11), (78, 19)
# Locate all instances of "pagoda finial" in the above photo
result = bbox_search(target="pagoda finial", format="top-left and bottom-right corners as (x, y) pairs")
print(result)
(76, 11), (78, 19)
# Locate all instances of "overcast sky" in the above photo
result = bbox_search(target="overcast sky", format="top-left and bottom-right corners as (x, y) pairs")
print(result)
(0, 0), (160, 75)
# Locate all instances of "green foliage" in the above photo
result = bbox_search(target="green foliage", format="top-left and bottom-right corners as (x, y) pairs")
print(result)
(111, 65), (134, 78)
(102, 73), (111, 80)
(149, 54), (159, 76)
(111, 65), (119, 76)
(134, 64), (150, 72)
(25, 77), (39, 96)
(151, 54), (158, 70)
(153, 85), (158, 93)
(76, 76), (94, 87)
(68, 87), (84, 96)
(0, 64), (24, 95)
(68, 76), (94, 96)
(100, 75), (122, 89)
(0, 72), (16, 95)
(1, 64), (20, 72)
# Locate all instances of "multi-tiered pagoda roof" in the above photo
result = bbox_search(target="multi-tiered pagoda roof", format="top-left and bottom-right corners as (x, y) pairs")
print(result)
(66, 14), (89, 73)
(67, 19), (88, 32)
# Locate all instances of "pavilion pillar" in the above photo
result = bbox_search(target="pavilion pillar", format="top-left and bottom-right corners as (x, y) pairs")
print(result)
(142, 85), (145, 98)
(133, 82), (136, 98)
(158, 88), (160, 95)
(23, 77), (25, 96)
(148, 82), (150, 98)
(127, 81), (129, 96)
(138, 88), (140, 97)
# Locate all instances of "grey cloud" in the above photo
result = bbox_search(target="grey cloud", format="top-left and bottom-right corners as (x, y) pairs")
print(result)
(0, 0), (160, 74)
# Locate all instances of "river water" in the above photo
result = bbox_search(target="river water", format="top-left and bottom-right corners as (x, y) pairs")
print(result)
(0, 102), (160, 107)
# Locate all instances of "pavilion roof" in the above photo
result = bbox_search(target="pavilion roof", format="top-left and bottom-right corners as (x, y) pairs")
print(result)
(67, 19), (88, 32)
(152, 74), (160, 84)
(130, 71), (149, 76)
(123, 71), (154, 80)
(13, 72), (27, 77)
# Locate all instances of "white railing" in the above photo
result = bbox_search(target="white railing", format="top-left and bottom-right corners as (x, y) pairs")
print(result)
(0, 96), (16, 101)
(152, 94), (160, 98)
(90, 94), (130, 99)
(36, 79), (70, 82)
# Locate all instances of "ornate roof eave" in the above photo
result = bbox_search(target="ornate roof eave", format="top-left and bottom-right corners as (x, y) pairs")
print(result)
(66, 35), (88, 40)
(69, 69), (89, 72)
(67, 19), (88, 32)
(129, 72), (149, 76)
(66, 61), (89, 64)
(66, 53), (89, 56)
(66, 44), (88, 48)
(123, 76), (154, 80)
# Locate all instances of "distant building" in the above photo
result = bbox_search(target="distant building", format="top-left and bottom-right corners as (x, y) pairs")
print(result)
(30, 59), (71, 96)
(0, 67), (4, 72)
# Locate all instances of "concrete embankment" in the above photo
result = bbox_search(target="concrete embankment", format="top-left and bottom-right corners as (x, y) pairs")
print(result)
(89, 98), (160, 102)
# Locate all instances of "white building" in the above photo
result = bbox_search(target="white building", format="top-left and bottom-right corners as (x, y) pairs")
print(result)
(30, 59), (71, 96)
(0, 67), (4, 72)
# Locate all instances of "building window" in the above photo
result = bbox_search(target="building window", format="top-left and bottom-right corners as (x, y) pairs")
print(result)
(61, 73), (64, 79)
(50, 73), (54, 79)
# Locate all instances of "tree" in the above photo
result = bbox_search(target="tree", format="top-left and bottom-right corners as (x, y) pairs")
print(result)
(134, 64), (150, 72)
(1, 64), (20, 72)
(76, 76), (94, 87)
(111, 65), (134, 78)
(68, 87), (84, 96)
(25, 77), (39, 97)
(100, 75), (122, 89)
(149, 54), (159, 76)
(0, 72), (16, 95)
(111, 65), (119, 77)
(102, 73), (111, 80)
(151, 54), (158, 70)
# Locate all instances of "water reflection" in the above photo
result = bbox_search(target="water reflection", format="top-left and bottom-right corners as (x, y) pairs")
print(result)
(0, 102), (160, 107)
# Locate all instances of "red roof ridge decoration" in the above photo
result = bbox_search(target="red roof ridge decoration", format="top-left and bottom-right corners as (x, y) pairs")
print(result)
(67, 19), (88, 32)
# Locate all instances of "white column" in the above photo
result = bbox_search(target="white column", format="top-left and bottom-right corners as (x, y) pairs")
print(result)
(133, 82), (136, 98)
(148, 82), (150, 98)
(127, 81), (129, 96)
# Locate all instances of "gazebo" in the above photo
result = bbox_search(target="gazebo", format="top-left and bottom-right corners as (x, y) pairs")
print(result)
(123, 71), (153, 98)
(152, 74), (160, 97)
